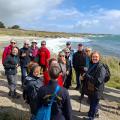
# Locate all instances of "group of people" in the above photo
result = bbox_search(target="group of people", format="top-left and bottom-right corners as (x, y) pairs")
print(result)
(2, 39), (108, 120)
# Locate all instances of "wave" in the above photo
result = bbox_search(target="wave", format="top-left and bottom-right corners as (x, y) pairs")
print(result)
(45, 37), (92, 53)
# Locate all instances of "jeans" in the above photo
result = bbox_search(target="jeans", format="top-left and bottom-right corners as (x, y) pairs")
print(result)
(21, 67), (27, 85)
(88, 96), (99, 119)
(7, 75), (17, 92)
(75, 69), (81, 88)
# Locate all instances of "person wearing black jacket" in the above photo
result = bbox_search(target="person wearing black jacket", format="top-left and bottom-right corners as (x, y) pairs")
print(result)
(3, 47), (20, 98)
(64, 48), (72, 89)
(23, 64), (43, 120)
(19, 40), (31, 87)
(84, 51), (106, 120)
(37, 65), (72, 120)
(73, 43), (86, 90)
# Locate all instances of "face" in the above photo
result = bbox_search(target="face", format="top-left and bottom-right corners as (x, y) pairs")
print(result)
(92, 53), (100, 63)
(24, 43), (29, 48)
(33, 67), (40, 77)
(12, 48), (18, 56)
(65, 51), (70, 57)
(32, 42), (37, 47)
(41, 42), (46, 47)
(66, 44), (71, 49)
(50, 60), (58, 67)
(11, 42), (16, 47)
(85, 50), (91, 56)
(78, 46), (83, 51)
(59, 54), (65, 63)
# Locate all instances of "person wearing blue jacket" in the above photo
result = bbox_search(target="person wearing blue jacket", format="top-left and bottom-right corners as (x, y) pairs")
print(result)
(3, 47), (20, 98)
(37, 65), (72, 120)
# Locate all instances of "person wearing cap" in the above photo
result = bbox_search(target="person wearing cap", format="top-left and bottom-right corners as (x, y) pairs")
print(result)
(38, 40), (50, 72)
(19, 40), (31, 87)
(64, 48), (72, 89)
(73, 43), (86, 90)
(2, 39), (17, 64)
(29, 39), (39, 63)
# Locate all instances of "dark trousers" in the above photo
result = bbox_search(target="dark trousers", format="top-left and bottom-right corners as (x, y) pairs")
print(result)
(88, 96), (99, 118)
(6, 75), (17, 92)
(64, 69), (72, 89)
(75, 69), (81, 88)
(21, 67), (27, 85)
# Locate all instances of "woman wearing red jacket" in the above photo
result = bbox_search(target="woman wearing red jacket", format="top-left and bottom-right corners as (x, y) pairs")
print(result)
(38, 41), (50, 72)
(2, 39), (16, 64)
(43, 58), (64, 87)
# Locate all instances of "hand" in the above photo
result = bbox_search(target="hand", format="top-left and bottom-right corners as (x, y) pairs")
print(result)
(16, 64), (19, 68)
(22, 53), (26, 57)
(84, 67), (88, 72)
(66, 71), (69, 75)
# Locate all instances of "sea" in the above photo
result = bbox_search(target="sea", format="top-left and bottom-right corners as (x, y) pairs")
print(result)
(0, 35), (120, 58)
(46, 35), (120, 58)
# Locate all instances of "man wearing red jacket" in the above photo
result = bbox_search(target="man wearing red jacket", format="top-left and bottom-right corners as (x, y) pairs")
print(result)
(38, 41), (50, 72)
(2, 39), (16, 64)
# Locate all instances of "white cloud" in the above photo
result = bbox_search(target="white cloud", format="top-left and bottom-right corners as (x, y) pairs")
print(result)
(1, 1), (120, 34)
(0, 0), (63, 26)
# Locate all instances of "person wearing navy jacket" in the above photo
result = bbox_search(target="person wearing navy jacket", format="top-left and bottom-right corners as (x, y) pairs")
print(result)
(37, 65), (72, 120)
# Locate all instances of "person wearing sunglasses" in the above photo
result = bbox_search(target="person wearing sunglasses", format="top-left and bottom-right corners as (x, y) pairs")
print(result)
(58, 51), (66, 84)
(63, 48), (72, 89)
(38, 40), (50, 72)
(2, 39), (16, 64)
(19, 40), (31, 87)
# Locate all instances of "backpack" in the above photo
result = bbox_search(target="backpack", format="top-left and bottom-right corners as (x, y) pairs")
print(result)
(103, 64), (111, 83)
(34, 85), (60, 120)
(23, 76), (43, 103)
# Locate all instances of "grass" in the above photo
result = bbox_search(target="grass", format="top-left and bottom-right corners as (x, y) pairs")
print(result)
(101, 56), (120, 89)
(0, 28), (84, 38)
(71, 56), (120, 89)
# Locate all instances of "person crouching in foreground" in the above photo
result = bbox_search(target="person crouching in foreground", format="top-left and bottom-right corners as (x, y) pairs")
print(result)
(84, 51), (106, 120)
(3, 47), (20, 99)
(23, 64), (43, 120)
(37, 65), (72, 120)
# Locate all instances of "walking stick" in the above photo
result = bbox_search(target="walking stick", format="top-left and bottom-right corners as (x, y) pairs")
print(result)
(79, 76), (82, 112)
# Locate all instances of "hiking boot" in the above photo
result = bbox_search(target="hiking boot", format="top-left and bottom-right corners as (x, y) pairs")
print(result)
(75, 86), (80, 90)
(8, 91), (12, 96)
(95, 112), (99, 118)
(11, 91), (20, 99)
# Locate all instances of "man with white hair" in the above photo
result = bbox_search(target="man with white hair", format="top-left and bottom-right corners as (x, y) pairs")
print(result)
(2, 39), (17, 64)
(19, 40), (31, 87)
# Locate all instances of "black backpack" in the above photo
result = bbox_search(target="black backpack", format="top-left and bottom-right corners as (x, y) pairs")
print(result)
(103, 64), (111, 83)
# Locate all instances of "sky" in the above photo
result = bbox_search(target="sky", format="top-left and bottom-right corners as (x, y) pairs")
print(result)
(0, 0), (120, 34)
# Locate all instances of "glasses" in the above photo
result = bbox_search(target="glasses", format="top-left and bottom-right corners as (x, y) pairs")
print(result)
(11, 42), (16, 44)
(25, 44), (29, 45)
(59, 55), (65, 57)
(85, 50), (90, 52)
(66, 52), (70, 53)
(41, 44), (46, 46)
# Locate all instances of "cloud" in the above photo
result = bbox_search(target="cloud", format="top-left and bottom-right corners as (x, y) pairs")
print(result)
(0, 0), (63, 26)
(0, 1), (120, 34)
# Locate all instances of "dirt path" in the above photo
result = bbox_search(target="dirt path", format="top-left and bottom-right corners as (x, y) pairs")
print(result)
(0, 71), (120, 120)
